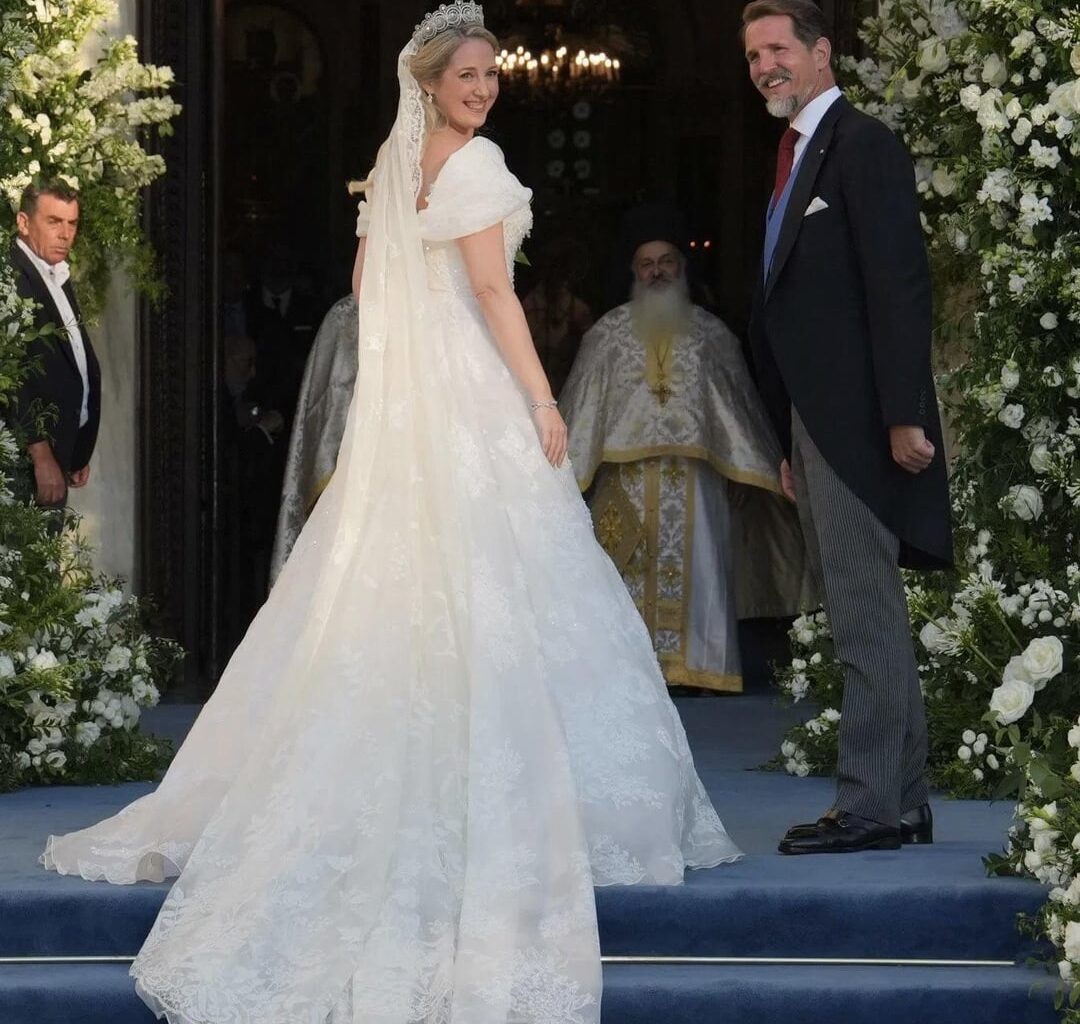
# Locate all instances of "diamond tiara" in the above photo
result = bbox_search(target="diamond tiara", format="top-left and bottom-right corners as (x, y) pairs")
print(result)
(413, 2), (485, 47)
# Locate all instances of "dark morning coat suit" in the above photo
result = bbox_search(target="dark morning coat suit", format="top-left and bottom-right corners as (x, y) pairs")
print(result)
(9, 242), (102, 477)
(749, 96), (953, 571)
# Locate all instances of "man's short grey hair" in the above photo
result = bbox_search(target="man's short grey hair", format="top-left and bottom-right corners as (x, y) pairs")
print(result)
(19, 179), (80, 216)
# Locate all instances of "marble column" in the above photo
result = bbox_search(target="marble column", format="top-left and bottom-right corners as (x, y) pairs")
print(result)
(67, 0), (140, 588)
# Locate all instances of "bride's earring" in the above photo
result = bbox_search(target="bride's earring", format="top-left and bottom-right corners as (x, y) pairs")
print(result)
(426, 93), (434, 103)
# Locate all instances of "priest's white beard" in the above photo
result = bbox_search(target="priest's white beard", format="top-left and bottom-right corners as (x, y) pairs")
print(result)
(630, 275), (693, 340)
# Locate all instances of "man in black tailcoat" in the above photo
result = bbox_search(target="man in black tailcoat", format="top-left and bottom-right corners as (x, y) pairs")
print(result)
(9, 181), (101, 525)
(741, 0), (953, 854)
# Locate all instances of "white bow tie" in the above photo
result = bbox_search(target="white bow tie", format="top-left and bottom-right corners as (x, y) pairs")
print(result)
(46, 260), (71, 288)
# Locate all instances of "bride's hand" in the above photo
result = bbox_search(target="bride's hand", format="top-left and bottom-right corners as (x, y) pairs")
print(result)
(532, 405), (568, 468)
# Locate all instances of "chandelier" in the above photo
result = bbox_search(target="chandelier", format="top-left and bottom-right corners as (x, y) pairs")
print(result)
(496, 44), (620, 88)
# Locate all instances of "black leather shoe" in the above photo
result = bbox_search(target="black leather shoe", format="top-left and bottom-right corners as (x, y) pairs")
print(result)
(778, 813), (901, 855)
(784, 804), (934, 846)
(900, 803), (933, 845)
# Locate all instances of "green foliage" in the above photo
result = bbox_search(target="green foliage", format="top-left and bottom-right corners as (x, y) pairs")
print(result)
(0, 0), (183, 790)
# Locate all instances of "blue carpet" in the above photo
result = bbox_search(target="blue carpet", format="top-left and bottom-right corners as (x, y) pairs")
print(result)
(0, 963), (1061, 1024)
(0, 697), (1057, 1022)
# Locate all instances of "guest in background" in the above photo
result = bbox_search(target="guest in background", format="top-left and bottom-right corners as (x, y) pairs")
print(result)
(561, 204), (813, 693)
(8, 181), (101, 528)
(270, 294), (358, 581)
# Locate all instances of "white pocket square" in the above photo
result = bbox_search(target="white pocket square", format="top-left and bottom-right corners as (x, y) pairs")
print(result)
(804, 196), (830, 217)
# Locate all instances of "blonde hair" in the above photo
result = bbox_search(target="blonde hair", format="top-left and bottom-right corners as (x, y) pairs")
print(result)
(411, 24), (500, 134)
(348, 25), (499, 198)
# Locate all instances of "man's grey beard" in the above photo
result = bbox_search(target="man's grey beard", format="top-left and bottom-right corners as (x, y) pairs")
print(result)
(630, 275), (693, 339)
(766, 94), (800, 119)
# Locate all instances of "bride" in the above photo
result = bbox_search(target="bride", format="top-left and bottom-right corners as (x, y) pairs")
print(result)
(42, 4), (741, 1021)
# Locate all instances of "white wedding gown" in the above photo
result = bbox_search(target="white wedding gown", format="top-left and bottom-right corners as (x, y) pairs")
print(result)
(42, 136), (741, 1024)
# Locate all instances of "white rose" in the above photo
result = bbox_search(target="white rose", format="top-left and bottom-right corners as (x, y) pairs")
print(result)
(1012, 117), (1033, 144)
(75, 721), (101, 748)
(1022, 636), (1064, 685)
(792, 658), (807, 671)
(977, 89), (1008, 131)
(1069, 725), (1080, 748)
(1029, 443), (1052, 474)
(1040, 312), (1059, 329)
(989, 677), (1035, 724)
(1024, 849), (1043, 872)
(919, 618), (951, 653)
(0, 654), (14, 678)
(1049, 80), (1080, 117)
(986, 753), (1000, 770)
(959, 84), (982, 111)
(1042, 366), (1063, 387)
(781, 740), (797, 758)
(982, 54), (1008, 88)
(1000, 361), (1020, 390)
(1003, 654), (1033, 686)
(1073, 760), (1080, 783)
(958, 744), (972, 761)
(918, 38), (950, 74)
(930, 165), (956, 196)
(1007, 484), (1044, 521)
(998, 404), (1024, 429)
(1060, 961), (1074, 983)
(1005, 96), (1023, 120)
(1011, 30), (1035, 54)
(810, 653), (822, 665)
(29, 650), (58, 671)
(962, 729), (977, 745)
(26, 737), (47, 756)
(822, 707), (841, 723)
(1066, 921), (1080, 963)
(44, 750), (66, 770)
(102, 645), (132, 675)
(1071, 44), (1080, 77)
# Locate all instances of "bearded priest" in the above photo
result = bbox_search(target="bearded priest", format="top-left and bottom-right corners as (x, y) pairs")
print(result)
(561, 205), (814, 692)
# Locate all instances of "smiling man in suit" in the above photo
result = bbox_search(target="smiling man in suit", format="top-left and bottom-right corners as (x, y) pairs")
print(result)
(9, 181), (101, 524)
(741, 0), (953, 854)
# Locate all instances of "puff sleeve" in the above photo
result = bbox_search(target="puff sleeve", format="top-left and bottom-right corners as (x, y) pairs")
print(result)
(419, 137), (532, 242)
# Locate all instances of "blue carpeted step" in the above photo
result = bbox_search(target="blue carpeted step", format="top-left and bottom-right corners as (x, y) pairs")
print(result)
(601, 963), (1062, 1024)
(0, 962), (1062, 1024)
(0, 964), (156, 1024)
(3, 859), (1045, 962)
(595, 851), (1048, 960)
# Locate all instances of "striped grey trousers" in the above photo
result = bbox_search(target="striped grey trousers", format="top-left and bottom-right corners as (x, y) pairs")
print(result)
(791, 411), (928, 827)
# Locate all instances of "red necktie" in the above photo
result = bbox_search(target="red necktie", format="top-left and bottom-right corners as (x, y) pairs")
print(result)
(772, 125), (800, 207)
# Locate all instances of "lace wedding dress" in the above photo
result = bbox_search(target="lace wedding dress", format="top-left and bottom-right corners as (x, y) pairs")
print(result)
(41, 38), (741, 1024)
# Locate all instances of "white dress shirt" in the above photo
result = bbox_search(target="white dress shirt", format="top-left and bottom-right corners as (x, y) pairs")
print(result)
(17, 238), (90, 427)
(791, 85), (843, 168)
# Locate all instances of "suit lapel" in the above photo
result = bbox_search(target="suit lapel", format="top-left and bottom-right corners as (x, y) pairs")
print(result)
(765, 96), (849, 302)
(11, 242), (82, 378)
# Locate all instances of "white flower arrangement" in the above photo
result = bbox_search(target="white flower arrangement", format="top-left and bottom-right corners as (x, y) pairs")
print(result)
(0, 1), (183, 790)
(0, 0), (181, 314)
(826, 2), (1080, 1010)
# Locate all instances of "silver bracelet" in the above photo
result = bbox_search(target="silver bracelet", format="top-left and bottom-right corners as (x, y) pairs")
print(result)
(529, 399), (558, 411)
